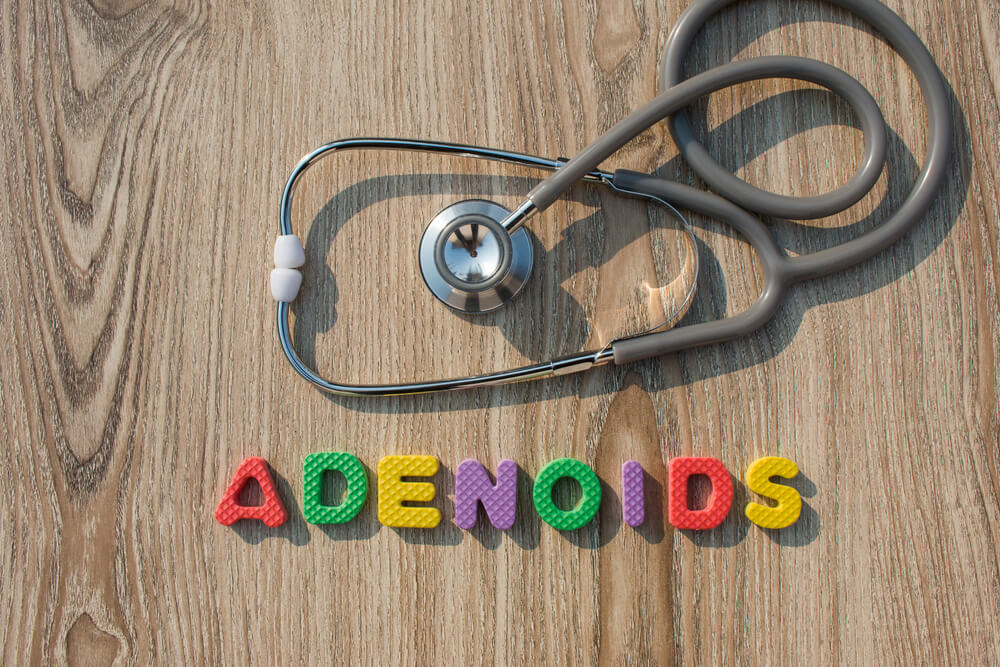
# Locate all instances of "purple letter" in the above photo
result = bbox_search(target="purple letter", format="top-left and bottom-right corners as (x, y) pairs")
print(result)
(622, 461), (645, 527)
(454, 459), (517, 530)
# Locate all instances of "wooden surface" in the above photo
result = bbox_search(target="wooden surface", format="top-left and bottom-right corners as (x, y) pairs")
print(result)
(2, 0), (998, 664)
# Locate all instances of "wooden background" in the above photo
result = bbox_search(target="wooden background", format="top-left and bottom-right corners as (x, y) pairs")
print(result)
(2, 0), (998, 663)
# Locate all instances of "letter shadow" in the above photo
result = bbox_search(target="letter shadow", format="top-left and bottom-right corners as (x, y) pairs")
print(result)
(467, 464), (541, 550)
(391, 463), (464, 546)
(548, 476), (615, 549)
(681, 473), (751, 548)
(315, 460), (381, 542)
(230, 469), (311, 546)
(552, 467), (667, 548)
(762, 471), (820, 547)
(631, 468), (666, 545)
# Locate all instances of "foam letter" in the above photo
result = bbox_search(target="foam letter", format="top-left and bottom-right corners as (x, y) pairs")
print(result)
(744, 456), (801, 529)
(621, 461), (645, 527)
(454, 459), (517, 530)
(667, 457), (732, 530)
(532, 458), (602, 530)
(377, 455), (441, 528)
(215, 457), (288, 527)
(303, 452), (368, 524)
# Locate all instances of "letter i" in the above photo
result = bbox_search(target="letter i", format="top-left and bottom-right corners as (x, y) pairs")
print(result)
(621, 461), (645, 527)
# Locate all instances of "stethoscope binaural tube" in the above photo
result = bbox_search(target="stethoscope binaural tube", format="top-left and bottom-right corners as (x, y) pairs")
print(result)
(273, 0), (953, 395)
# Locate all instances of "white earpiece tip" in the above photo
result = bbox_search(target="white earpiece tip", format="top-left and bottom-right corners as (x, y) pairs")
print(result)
(274, 234), (305, 268)
(270, 268), (303, 302)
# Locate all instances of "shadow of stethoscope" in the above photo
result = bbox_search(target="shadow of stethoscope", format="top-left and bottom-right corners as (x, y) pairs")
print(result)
(294, 170), (690, 369)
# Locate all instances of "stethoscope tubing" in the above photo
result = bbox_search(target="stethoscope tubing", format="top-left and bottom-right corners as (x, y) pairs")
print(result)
(275, 0), (953, 395)
(516, 0), (952, 366)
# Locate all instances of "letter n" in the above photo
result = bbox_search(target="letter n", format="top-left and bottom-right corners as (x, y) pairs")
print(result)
(454, 459), (517, 530)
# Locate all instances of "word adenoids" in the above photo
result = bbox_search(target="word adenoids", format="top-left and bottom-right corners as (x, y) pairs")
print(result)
(215, 454), (805, 533)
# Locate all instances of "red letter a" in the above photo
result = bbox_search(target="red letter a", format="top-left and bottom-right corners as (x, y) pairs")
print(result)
(215, 457), (288, 527)
(668, 457), (733, 530)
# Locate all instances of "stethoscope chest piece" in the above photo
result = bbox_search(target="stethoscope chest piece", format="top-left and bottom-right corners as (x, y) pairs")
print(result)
(418, 199), (533, 313)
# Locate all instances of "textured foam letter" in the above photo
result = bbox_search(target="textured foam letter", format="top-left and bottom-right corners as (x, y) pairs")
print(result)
(377, 455), (441, 528)
(744, 456), (801, 529)
(215, 457), (288, 527)
(303, 452), (368, 524)
(621, 461), (645, 527)
(668, 457), (732, 530)
(532, 458), (602, 530)
(454, 459), (517, 530)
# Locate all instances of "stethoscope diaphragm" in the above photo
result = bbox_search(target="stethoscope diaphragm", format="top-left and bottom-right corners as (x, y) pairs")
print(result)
(418, 199), (533, 314)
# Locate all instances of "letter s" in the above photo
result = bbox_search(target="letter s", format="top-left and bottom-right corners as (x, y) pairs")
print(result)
(744, 456), (802, 529)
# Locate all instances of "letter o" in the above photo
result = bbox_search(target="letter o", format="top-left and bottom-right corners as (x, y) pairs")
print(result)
(532, 458), (602, 530)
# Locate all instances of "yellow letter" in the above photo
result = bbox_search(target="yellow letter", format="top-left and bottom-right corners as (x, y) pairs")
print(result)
(377, 455), (441, 528)
(744, 456), (801, 529)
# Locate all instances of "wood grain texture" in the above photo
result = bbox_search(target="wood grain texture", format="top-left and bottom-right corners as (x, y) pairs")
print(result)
(1, 0), (997, 664)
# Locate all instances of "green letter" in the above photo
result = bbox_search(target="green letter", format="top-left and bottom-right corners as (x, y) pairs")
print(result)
(532, 458), (602, 530)
(303, 452), (368, 524)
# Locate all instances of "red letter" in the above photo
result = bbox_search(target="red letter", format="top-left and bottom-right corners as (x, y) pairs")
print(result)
(668, 457), (732, 530)
(215, 457), (288, 527)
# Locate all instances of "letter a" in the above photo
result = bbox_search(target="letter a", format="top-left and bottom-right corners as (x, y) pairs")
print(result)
(215, 457), (288, 527)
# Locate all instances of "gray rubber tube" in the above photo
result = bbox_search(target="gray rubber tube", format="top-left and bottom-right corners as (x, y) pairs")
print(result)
(530, 55), (889, 219)
(521, 0), (952, 365)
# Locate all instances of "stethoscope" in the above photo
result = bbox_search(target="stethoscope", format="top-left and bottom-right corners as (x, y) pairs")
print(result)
(270, 0), (951, 396)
